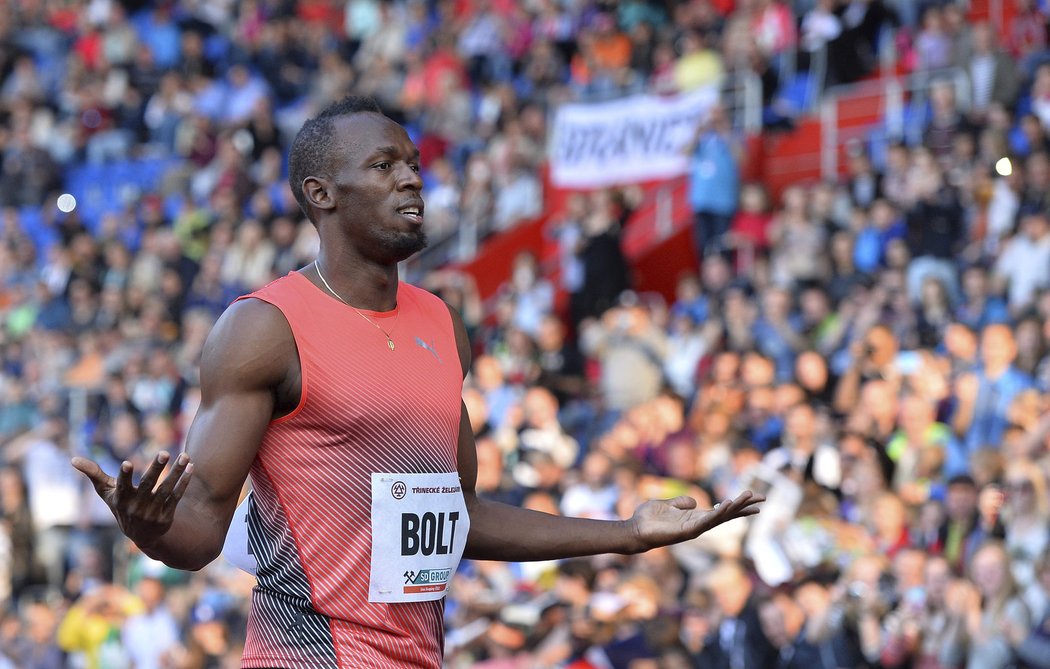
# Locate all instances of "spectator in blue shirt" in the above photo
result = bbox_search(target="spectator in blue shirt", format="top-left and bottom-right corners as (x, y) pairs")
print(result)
(956, 264), (1011, 331)
(686, 103), (739, 261)
(854, 198), (907, 274)
(135, 5), (181, 70)
(953, 323), (1035, 456)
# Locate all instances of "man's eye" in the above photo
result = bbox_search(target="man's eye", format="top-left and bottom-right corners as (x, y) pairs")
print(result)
(375, 162), (391, 170)
(410, 163), (420, 173)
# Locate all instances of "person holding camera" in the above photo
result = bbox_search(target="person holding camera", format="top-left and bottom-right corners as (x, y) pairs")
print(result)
(579, 292), (669, 424)
(833, 324), (901, 417)
(880, 554), (954, 668)
(941, 541), (1032, 668)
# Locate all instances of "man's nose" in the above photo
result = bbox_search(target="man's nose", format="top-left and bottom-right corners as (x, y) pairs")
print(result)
(397, 164), (423, 191)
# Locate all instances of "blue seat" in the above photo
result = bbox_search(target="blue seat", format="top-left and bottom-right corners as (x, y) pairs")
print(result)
(64, 159), (180, 229)
(17, 206), (43, 235)
(18, 206), (57, 258)
(775, 73), (813, 117)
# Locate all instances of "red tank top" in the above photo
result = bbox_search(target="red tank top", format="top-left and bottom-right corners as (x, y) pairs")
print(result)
(236, 271), (463, 669)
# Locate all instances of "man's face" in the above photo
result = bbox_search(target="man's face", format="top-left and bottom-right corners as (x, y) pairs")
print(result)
(981, 324), (1016, 367)
(758, 600), (789, 647)
(1022, 213), (1049, 240)
(962, 268), (987, 299)
(945, 482), (977, 519)
(326, 113), (427, 263)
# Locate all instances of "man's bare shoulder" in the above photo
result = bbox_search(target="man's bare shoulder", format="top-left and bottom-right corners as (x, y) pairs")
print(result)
(201, 298), (296, 392)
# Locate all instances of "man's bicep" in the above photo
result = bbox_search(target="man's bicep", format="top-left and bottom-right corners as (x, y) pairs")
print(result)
(180, 389), (273, 515)
(181, 299), (293, 520)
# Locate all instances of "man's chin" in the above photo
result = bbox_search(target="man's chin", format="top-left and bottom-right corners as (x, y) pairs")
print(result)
(389, 230), (428, 262)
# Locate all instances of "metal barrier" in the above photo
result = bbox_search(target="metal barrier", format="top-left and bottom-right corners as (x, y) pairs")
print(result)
(818, 66), (972, 179)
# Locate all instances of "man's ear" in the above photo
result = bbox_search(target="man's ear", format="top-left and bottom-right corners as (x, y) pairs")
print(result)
(303, 176), (335, 212)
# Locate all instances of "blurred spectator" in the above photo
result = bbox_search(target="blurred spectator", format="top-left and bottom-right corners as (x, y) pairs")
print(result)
(923, 80), (977, 163)
(953, 323), (1033, 456)
(914, 7), (953, 73)
(1014, 550), (1050, 668)
(674, 30), (724, 93)
(904, 160), (964, 304)
(964, 22), (1020, 121)
(697, 558), (778, 668)
(5, 415), (81, 593)
(942, 541), (1033, 668)
(580, 292), (668, 418)
(1000, 460), (1050, 613)
(800, 0), (842, 60)
(757, 590), (826, 668)
(57, 584), (142, 669)
(686, 103), (739, 259)
(769, 185), (828, 286)
(727, 183), (772, 272)
(957, 263), (1010, 331)
(1008, 0), (1049, 75)
(573, 189), (632, 326)
(4, 600), (63, 669)
(993, 208), (1050, 313)
(122, 573), (179, 669)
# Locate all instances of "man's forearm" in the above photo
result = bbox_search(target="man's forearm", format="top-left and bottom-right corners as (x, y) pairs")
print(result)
(463, 497), (638, 562)
(137, 498), (229, 571)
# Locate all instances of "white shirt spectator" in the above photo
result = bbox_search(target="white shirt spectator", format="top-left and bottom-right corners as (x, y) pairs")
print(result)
(801, 5), (842, 53)
(985, 177), (1021, 254)
(995, 223), (1050, 309)
(22, 437), (80, 529)
(123, 606), (179, 669)
(494, 169), (542, 231)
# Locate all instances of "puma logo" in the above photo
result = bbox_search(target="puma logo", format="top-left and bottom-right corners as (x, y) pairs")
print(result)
(415, 337), (442, 363)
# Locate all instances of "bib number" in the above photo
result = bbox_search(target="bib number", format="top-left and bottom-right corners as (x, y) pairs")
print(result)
(369, 472), (470, 603)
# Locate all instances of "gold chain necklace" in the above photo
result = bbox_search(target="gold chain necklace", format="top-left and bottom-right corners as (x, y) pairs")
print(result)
(314, 259), (398, 350)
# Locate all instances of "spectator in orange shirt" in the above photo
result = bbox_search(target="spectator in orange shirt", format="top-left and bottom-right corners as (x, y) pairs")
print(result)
(590, 13), (632, 71)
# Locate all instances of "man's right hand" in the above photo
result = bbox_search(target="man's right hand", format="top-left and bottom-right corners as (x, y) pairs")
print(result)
(72, 451), (194, 548)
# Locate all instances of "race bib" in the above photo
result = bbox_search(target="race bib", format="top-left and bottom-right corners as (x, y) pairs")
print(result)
(369, 472), (470, 603)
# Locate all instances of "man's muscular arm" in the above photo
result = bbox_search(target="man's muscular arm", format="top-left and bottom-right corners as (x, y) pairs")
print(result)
(73, 299), (295, 570)
(446, 305), (763, 562)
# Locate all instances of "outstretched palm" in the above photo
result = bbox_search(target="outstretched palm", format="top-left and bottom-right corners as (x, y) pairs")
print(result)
(628, 491), (764, 552)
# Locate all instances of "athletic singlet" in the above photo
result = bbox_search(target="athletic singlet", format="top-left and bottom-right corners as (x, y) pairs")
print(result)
(234, 272), (464, 669)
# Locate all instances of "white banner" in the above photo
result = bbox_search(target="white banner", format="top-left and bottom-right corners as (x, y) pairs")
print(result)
(548, 87), (720, 188)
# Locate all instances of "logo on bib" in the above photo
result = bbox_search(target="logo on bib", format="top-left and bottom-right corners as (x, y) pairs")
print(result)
(403, 568), (452, 594)
(391, 481), (407, 499)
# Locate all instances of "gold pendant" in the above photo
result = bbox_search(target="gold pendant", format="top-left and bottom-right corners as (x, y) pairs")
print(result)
(387, 338), (395, 351)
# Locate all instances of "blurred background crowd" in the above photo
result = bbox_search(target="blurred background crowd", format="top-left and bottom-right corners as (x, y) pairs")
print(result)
(1, 0), (1050, 668)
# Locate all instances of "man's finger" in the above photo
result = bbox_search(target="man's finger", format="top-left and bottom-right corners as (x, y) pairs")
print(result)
(154, 453), (190, 498)
(71, 457), (114, 495)
(137, 452), (171, 493)
(167, 463), (194, 504)
(114, 460), (134, 500)
(728, 492), (764, 512)
(667, 495), (697, 511)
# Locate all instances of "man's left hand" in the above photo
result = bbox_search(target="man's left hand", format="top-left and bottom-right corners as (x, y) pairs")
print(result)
(626, 491), (764, 553)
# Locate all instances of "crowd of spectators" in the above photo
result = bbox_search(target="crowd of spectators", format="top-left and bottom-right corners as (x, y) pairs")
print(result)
(2, 0), (1050, 668)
